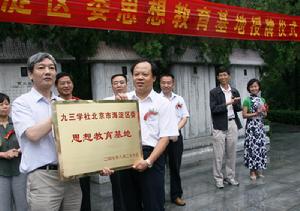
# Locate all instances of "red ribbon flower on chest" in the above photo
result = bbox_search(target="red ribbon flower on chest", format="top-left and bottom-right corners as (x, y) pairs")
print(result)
(176, 102), (183, 110)
(4, 129), (15, 140)
(144, 109), (158, 121)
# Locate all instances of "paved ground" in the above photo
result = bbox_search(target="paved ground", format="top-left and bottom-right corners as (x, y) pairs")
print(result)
(90, 123), (300, 211)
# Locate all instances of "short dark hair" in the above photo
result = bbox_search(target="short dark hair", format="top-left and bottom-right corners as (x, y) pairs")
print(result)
(55, 72), (73, 86)
(247, 78), (261, 93)
(130, 59), (158, 78)
(0, 93), (10, 104)
(111, 74), (127, 84)
(27, 52), (57, 73)
(216, 66), (230, 76)
(160, 73), (174, 81)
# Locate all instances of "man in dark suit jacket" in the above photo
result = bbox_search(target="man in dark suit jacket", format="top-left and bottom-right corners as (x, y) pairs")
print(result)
(209, 66), (242, 189)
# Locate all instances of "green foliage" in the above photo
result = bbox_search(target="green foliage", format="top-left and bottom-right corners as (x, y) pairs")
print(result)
(0, 23), (25, 42)
(18, 25), (106, 60)
(133, 40), (163, 59)
(267, 110), (300, 125)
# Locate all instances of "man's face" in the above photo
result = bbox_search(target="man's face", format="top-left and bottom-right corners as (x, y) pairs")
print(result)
(160, 76), (174, 95)
(56, 76), (74, 97)
(29, 58), (56, 90)
(132, 62), (155, 94)
(112, 76), (127, 95)
(217, 71), (230, 86)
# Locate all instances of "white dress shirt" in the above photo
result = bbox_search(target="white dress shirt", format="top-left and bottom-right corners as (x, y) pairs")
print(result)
(159, 92), (190, 124)
(12, 88), (60, 173)
(103, 93), (130, 100)
(220, 85), (235, 119)
(103, 95), (116, 100)
(127, 90), (179, 147)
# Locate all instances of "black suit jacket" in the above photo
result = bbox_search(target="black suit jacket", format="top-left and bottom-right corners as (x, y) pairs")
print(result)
(209, 86), (242, 131)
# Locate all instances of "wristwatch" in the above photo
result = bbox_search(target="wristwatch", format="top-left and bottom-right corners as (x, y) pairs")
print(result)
(145, 159), (153, 168)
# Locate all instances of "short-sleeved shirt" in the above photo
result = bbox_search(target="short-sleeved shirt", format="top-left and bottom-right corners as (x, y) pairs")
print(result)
(159, 92), (190, 125)
(12, 88), (60, 173)
(0, 117), (21, 176)
(127, 90), (179, 147)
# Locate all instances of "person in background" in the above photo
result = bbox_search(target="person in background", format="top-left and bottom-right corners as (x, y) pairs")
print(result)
(104, 73), (128, 211)
(105, 74), (128, 100)
(55, 72), (91, 211)
(209, 66), (242, 189)
(12, 52), (82, 211)
(242, 78), (268, 181)
(0, 93), (27, 211)
(159, 73), (189, 206)
(117, 60), (179, 211)
(55, 72), (80, 100)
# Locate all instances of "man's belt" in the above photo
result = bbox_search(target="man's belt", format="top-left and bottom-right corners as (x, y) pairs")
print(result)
(37, 164), (58, 170)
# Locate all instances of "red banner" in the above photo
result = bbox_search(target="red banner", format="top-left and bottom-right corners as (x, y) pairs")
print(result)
(0, 0), (300, 41)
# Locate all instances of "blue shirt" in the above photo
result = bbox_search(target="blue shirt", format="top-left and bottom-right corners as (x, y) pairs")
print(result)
(12, 88), (60, 173)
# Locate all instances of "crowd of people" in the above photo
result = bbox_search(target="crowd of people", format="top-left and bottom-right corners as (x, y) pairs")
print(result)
(0, 52), (268, 211)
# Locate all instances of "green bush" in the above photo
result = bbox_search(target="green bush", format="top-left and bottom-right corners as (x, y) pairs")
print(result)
(267, 110), (300, 125)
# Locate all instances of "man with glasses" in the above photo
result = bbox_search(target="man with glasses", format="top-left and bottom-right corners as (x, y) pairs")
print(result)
(12, 52), (82, 210)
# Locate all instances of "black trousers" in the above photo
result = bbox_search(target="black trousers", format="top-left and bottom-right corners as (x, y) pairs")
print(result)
(80, 176), (91, 211)
(110, 172), (126, 211)
(167, 132), (183, 201)
(119, 146), (166, 211)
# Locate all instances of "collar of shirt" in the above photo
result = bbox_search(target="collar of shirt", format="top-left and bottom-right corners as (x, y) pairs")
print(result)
(0, 117), (13, 130)
(30, 88), (59, 103)
(71, 96), (80, 100)
(8, 117), (13, 125)
(159, 91), (178, 101)
(129, 89), (157, 102)
(220, 85), (232, 93)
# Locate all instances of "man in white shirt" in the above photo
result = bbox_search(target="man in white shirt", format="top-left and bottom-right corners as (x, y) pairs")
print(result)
(118, 60), (179, 211)
(104, 74), (128, 100)
(55, 72), (91, 211)
(12, 52), (82, 211)
(159, 73), (189, 206)
(209, 66), (242, 189)
(104, 73), (128, 211)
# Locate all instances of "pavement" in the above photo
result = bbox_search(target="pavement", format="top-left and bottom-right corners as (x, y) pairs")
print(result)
(90, 123), (300, 211)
